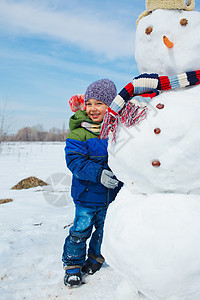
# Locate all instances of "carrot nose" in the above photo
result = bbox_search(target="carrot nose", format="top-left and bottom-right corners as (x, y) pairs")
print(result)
(163, 35), (174, 48)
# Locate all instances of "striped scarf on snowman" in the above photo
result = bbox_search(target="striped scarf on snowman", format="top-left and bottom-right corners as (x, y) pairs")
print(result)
(99, 70), (200, 140)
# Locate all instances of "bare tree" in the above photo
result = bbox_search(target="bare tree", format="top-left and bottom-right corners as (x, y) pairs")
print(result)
(15, 127), (32, 141)
(0, 99), (13, 147)
(0, 101), (6, 143)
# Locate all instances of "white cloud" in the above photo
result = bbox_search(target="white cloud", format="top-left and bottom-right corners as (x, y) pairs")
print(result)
(0, 0), (135, 60)
(0, 45), (136, 83)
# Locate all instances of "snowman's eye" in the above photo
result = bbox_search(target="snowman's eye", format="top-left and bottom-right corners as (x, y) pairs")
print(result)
(180, 18), (188, 26)
(145, 27), (153, 35)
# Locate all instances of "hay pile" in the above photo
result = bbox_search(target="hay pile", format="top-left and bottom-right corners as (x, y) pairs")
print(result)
(0, 199), (13, 204)
(12, 176), (48, 190)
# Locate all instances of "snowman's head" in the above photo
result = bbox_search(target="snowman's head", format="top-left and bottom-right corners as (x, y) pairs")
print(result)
(135, 9), (200, 75)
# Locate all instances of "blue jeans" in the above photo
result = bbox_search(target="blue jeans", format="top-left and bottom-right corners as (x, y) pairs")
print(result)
(62, 204), (108, 268)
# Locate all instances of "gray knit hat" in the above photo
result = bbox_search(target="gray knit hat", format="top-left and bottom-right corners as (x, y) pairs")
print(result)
(85, 78), (117, 106)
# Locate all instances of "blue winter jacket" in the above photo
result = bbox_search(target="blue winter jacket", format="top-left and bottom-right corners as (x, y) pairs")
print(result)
(65, 110), (123, 207)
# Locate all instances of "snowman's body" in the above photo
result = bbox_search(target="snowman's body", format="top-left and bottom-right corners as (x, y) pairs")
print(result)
(103, 8), (200, 300)
(103, 190), (200, 300)
(109, 85), (200, 195)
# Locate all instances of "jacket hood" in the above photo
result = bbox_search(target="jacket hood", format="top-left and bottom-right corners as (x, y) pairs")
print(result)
(69, 110), (101, 131)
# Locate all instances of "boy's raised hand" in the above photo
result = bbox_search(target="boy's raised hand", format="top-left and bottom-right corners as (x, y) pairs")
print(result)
(69, 94), (86, 112)
(100, 170), (119, 189)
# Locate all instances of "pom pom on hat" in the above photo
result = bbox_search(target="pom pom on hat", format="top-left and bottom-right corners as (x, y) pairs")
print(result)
(85, 78), (117, 107)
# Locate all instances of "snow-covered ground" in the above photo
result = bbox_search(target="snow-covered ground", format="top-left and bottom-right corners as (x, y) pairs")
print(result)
(0, 142), (121, 300)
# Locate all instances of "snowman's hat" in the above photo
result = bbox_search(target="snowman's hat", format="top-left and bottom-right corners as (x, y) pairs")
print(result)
(137, 0), (195, 26)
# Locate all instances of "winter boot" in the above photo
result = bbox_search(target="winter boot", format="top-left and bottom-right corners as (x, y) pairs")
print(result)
(82, 254), (105, 275)
(64, 267), (82, 287)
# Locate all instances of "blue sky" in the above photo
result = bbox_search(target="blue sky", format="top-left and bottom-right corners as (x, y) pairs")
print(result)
(0, 0), (199, 133)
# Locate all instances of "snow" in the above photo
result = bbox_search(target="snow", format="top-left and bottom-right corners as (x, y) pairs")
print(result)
(103, 6), (200, 300)
(103, 189), (200, 300)
(108, 85), (200, 194)
(0, 142), (121, 300)
(135, 9), (200, 75)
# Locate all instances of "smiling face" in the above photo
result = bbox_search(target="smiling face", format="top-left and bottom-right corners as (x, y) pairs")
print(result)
(135, 9), (200, 75)
(86, 98), (108, 123)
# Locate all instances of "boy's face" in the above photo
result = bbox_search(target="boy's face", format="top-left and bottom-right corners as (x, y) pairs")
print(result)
(86, 98), (108, 123)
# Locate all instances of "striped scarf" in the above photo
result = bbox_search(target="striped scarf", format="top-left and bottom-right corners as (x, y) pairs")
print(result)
(100, 70), (200, 140)
(81, 121), (101, 136)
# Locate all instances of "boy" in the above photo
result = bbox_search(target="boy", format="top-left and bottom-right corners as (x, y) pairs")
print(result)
(62, 79), (123, 287)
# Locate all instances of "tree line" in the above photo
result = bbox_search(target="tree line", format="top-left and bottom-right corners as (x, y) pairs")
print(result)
(1, 125), (70, 142)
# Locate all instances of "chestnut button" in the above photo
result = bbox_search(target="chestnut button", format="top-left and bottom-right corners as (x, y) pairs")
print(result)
(156, 103), (164, 109)
(154, 128), (161, 134)
(152, 160), (161, 167)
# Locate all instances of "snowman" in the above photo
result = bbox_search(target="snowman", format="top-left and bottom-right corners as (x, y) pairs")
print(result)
(102, 0), (200, 299)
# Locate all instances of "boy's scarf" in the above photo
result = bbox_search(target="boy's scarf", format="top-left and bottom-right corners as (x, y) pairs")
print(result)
(100, 70), (200, 140)
(81, 121), (101, 136)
